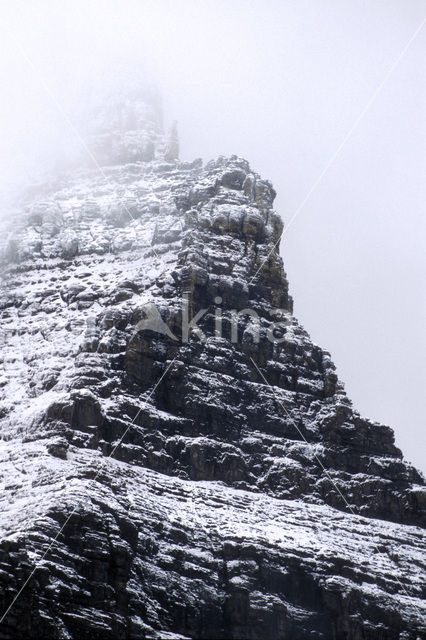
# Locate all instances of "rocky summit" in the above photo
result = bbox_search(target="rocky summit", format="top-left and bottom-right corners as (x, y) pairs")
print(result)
(0, 92), (425, 640)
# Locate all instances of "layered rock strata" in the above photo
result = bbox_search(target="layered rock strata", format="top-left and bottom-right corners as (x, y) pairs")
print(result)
(0, 96), (424, 639)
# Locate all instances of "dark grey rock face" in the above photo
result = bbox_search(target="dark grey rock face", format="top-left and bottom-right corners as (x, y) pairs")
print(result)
(0, 97), (425, 640)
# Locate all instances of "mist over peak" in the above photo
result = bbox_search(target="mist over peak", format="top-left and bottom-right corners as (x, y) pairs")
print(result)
(0, 0), (424, 475)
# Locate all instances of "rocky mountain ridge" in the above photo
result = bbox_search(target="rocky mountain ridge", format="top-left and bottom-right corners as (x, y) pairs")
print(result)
(0, 95), (424, 639)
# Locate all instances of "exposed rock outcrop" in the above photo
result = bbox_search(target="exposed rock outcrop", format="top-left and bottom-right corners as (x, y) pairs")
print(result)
(0, 93), (424, 639)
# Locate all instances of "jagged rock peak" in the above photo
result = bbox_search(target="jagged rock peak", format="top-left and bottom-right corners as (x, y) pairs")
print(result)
(0, 95), (425, 639)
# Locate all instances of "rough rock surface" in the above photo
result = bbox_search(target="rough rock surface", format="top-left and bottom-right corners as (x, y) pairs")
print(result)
(0, 94), (425, 640)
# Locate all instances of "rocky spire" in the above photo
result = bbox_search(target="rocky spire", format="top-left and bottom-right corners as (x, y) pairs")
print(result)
(0, 95), (425, 639)
(164, 120), (179, 162)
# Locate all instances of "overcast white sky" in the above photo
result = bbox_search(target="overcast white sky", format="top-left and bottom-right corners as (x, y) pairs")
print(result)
(0, 1), (425, 473)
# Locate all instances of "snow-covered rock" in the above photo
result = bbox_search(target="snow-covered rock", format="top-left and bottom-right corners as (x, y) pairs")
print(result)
(0, 92), (424, 639)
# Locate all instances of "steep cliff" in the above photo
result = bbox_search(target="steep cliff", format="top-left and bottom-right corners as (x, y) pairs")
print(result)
(0, 95), (425, 640)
